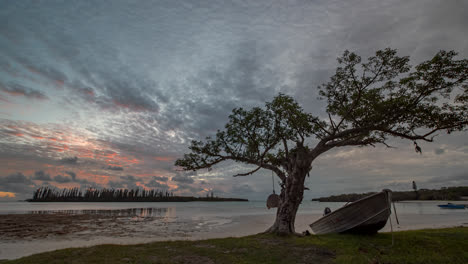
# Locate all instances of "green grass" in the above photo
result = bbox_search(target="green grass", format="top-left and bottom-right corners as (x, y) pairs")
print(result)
(2, 227), (467, 264)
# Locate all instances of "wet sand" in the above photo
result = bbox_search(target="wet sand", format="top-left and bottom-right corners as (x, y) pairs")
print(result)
(1, 211), (467, 260)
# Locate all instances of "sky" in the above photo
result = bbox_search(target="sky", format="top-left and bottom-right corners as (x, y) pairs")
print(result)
(1, 0), (467, 201)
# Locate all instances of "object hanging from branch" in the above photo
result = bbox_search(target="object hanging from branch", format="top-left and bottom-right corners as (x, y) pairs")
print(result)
(267, 171), (279, 209)
(414, 141), (422, 154)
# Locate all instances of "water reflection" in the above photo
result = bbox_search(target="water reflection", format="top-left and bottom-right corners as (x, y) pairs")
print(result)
(27, 207), (176, 218)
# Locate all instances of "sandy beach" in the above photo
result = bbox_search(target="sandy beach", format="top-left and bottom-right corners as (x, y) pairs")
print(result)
(1, 208), (467, 260)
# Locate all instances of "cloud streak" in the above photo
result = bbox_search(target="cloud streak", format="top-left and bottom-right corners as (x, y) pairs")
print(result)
(0, 82), (48, 100)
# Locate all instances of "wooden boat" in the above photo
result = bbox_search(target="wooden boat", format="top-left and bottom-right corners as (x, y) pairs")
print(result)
(310, 190), (392, 235)
(438, 203), (465, 209)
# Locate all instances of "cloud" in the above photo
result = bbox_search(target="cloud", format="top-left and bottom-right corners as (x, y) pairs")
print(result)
(33, 170), (52, 181)
(64, 171), (90, 185)
(0, 191), (15, 198)
(32, 171), (90, 185)
(28, 65), (67, 87)
(7, 54), (68, 87)
(121, 175), (137, 182)
(0, 172), (36, 198)
(146, 178), (170, 189)
(172, 173), (195, 184)
(425, 173), (468, 185)
(107, 166), (124, 171)
(65, 171), (77, 181)
(108, 175), (139, 189)
(69, 66), (165, 113)
(174, 183), (204, 194)
(0, 172), (31, 184)
(152, 176), (168, 182)
(53, 174), (72, 183)
(0, 82), (48, 100)
(59, 156), (78, 164)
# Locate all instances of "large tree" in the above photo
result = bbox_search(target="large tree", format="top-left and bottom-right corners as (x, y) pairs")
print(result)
(175, 48), (468, 235)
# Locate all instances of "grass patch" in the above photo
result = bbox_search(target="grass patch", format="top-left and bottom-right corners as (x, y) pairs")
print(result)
(3, 227), (467, 264)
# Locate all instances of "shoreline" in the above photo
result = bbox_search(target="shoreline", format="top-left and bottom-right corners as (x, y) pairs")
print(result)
(1, 212), (468, 260)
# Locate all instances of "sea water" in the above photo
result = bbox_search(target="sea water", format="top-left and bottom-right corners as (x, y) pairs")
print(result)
(1, 200), (467, 217)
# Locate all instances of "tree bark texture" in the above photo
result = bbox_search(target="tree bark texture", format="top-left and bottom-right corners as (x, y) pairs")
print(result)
(265, 152), (311, 235)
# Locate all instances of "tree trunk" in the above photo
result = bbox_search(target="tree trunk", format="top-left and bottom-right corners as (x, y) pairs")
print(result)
(265, 161), (309, 235)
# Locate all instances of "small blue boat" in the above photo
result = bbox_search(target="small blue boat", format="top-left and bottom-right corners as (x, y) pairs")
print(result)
(438, 203), (465, 209)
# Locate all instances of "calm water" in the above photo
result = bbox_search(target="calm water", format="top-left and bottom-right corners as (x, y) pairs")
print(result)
(1, 200), (466, 217)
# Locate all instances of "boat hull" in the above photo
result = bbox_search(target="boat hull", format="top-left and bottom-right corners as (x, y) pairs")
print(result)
(438, 204), (465, 209)
(310, 190), (391, 235)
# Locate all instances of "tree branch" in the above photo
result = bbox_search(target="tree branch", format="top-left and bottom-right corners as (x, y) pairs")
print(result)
(328, 112), (337, 132)
(233, 166), (261, 177)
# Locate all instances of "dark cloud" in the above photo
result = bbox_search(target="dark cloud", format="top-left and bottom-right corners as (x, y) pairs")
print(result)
(107, 166), (124, 171)
(107, 181), (125, 189)
(0, 82), (48, 100)
(172, 173), (194, 184)
(64, 171), (90, 185)
(66, 61), (167, 113)
(91, 78), (160, 112)
(121, 175), (137, 182)
(6, 54), (68, 87)
(33, 170), (52, 181)
(51, 171), (89, 184)
(68, 80), (95, 100)
(53, 174), (72, 183)
(0, 172), (36, 197)
(146, 178), (169, 189)
(59, 156), (78, 164)
(1, 172), (31, 184)
(65, 171), (77, 181)
(108, 175), (139, 189)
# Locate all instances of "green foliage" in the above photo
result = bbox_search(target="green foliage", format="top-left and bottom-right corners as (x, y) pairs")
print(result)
(312, 186), (468, 202)
(5, 228), (468, 264)
(175, 93), (322, 178)
(319, 48), (468, 146)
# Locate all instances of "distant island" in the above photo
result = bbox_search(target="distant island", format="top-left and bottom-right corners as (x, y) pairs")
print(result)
(27, 187), (248, 202)
(312, 186), (468, 202)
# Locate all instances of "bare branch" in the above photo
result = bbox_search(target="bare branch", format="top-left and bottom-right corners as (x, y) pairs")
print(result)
(311, 119), (332, 137)
(282, 138), (289, 157)
(328, 112), (336, 132)
(381, 141), (395, 148)
(233, 166), (261, 177)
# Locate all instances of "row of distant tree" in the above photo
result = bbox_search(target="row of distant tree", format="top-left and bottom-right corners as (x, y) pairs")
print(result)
(28, 187), (248, 202)
(312, 186), (468, 202)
